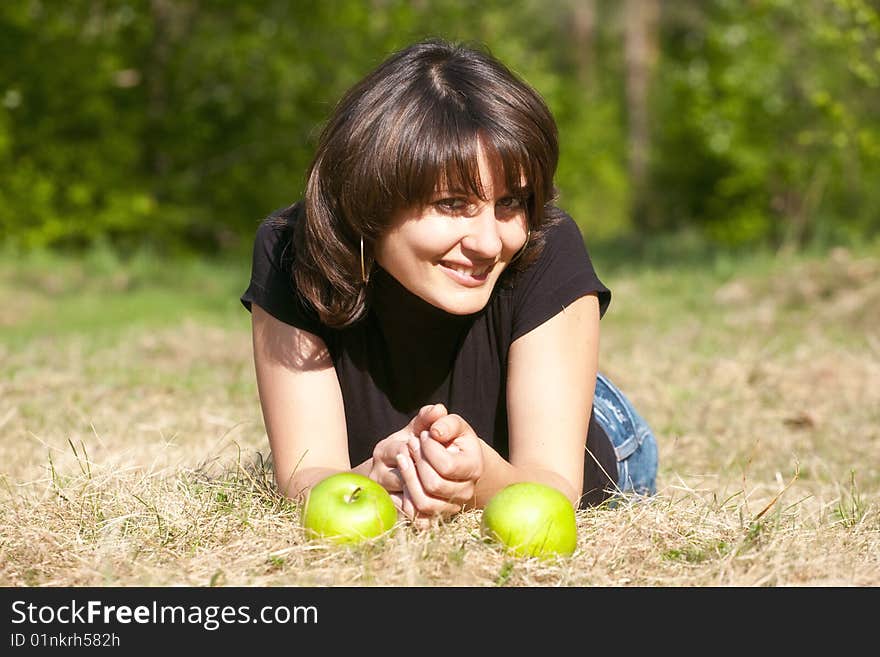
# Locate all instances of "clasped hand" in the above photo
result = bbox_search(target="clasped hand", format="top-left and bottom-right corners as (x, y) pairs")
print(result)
(369, 403), (483, 528)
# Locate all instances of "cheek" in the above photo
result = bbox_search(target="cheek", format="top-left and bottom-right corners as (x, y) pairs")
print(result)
(376, 225), (451, 270)
(500, 221), (529, 256)
(404, 223), (463, 260)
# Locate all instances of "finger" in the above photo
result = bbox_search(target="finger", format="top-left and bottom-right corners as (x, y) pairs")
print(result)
(380, 437), (413, 489)
(389, 492), (406, 516)
(401, 487), (417, 521)
(373, 434), (411, 469)
(403, 487), (433, 529)
(371, 442), (407, 491)
(428, 413), (474, 445)
(408, 403), (448, 437)
(416, 431), (458, 478)
(408, 434), (469, 502)
(402, 486), (434, 531)
(425, 432), (484, 482)
(395, 451), (460, 517)
(384, 466), (404, 493)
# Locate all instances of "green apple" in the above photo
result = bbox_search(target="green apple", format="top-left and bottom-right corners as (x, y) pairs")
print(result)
(481, 482), (577, 559)
(301, 472), (398, 545)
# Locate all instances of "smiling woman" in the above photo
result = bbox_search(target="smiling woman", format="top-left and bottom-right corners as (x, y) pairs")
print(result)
(375, 142), (530, 316)
(296, 38), (559, 329)
(240, 38), (657, 528)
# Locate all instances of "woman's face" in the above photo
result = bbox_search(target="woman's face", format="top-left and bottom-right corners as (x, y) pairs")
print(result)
(374, 145), (529, 315)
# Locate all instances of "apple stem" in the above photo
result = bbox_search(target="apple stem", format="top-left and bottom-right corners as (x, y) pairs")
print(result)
(346, 486), (362, 504)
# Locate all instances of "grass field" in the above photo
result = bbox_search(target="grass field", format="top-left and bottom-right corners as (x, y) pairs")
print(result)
(1, 240), (878, 586)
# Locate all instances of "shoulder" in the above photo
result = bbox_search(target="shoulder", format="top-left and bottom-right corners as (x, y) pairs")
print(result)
(539, 208), (596, 263)
(242, 202), (326, 336)
(514, 208), (606, 294)
(251, 202), (302, 274)
(504, 208), (611, 341)
(546, 208), (585, 239)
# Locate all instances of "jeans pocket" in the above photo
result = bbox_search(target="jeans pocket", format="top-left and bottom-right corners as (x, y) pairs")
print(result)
(592, 373), (658, 496)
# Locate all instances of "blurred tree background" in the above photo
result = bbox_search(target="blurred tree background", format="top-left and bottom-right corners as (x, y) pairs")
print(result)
(1, 0), (878, 255)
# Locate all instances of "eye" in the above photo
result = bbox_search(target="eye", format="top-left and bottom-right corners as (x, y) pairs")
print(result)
(433, 197), (470, 215)
(496, 196), (523, 209)
(495, 196), (527, 216)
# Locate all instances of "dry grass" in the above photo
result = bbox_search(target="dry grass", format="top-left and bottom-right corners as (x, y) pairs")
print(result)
(1, 245), (878, 587)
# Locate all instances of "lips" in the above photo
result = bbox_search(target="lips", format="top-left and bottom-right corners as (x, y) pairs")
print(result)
(439, 261), (493, 287)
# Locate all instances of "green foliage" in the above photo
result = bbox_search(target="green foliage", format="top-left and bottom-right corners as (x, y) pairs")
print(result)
(1, 0), (878, 252)
(650, 0), (880, 247)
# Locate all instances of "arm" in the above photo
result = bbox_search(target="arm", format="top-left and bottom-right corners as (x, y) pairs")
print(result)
(403, 292), (600, 511)
(483, 292), (599, 505)
(250, 303), (351, 499)
(251, 303), (452, 506)
(488, 294), (599, 504)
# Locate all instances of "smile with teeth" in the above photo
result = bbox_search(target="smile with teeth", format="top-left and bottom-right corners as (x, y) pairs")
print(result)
(441, 262), (492, 278)
(440, 262), (494, 287)
(439, 261), (493, 284)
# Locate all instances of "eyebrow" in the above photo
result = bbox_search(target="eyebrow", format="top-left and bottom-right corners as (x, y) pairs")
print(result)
(432, 182), (531, 197)
(431, 188), (469, 196)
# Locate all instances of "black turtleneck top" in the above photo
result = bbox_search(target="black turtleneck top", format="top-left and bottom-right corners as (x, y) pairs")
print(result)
(241, 205), (617, 507)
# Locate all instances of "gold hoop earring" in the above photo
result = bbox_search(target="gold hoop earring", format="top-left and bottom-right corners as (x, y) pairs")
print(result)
(360, 237), (368, 284)
(512, 229), (531, 262)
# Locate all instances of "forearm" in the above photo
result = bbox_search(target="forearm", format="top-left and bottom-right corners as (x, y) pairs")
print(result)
(276, 465), (348, 501)
(273, 456), (376, 502)
(471, 440), (582, 508)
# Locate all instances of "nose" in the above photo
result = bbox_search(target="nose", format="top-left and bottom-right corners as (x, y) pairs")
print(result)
(460, 205), (503, 258)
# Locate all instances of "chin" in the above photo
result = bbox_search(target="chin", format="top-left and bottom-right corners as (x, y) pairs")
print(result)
(411, 269), (504, 315)
(433, 289), (494, 315)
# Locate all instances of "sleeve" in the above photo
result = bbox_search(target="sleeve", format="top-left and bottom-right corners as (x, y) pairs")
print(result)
(239, 213), (326, 337)
(510, 212), (611, 342)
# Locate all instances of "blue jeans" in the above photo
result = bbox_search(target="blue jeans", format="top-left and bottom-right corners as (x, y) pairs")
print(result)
(592, 372), (658, 497)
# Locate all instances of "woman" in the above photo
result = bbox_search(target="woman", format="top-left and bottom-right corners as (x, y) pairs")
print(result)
(241, 38), (657, 526)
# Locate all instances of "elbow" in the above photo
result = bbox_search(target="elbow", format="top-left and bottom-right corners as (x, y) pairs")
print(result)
(276, 465), (342, 502)
(275, 470), (305, 501)
(561, 481), (582, 508)
(536, 471), (582, 508)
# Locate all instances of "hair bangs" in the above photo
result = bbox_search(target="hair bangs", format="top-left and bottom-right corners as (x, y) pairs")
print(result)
(483, 129), (539, 204)
(391, 101), (539, 211)
(390, 107), (480, 209)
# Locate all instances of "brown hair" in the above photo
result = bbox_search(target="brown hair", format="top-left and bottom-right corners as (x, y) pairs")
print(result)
(291, 38), (561, 328)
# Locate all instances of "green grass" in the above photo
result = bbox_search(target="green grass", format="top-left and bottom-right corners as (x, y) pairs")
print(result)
(1, 240), (878, 586)
(0, 244), (251, 343)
